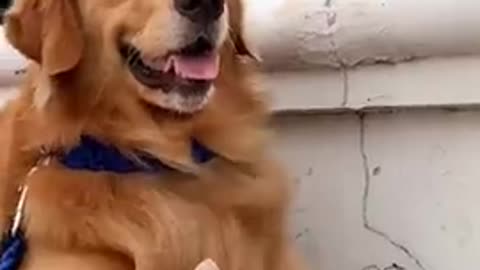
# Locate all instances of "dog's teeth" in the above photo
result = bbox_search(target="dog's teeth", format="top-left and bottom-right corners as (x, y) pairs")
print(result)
(163, 57), (174, 73)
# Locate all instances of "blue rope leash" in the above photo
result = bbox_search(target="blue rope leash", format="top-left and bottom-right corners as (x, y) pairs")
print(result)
(0, 170), (32, 270)
(0, 232), (26, 270)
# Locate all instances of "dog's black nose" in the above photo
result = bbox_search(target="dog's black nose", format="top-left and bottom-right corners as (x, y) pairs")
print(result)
(174, 0), (224, 23)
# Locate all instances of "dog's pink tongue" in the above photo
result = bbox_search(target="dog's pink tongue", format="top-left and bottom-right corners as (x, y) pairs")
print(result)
(169, 53), (219, 80)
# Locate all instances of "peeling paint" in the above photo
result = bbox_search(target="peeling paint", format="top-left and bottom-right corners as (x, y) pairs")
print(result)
(298, 8), (339, 67)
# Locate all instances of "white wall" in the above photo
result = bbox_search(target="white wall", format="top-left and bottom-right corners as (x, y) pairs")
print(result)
(247, 0), (480, 269)
(274, 111), (480, 270)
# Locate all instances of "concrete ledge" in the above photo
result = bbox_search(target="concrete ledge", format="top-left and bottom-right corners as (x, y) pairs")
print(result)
(268, 56), (480, 113)
(245, 0), (480, 70)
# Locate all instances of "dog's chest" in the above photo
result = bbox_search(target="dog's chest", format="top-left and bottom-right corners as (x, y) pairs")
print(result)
(20, 247), (133, 270)
(19, 169), (243, 269)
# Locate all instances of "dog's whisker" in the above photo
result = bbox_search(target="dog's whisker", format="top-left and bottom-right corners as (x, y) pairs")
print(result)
(128, 45), (135, 56)
(127, 55), (136, 66)
(127, 51), (140, 66)
(131, 55), (142, 68)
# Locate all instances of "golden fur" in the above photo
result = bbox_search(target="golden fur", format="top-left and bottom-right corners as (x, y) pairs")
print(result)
(0, 0), (304, 269)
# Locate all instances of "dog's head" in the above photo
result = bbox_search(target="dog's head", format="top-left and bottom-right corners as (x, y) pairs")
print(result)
(4, 0), (256, 114)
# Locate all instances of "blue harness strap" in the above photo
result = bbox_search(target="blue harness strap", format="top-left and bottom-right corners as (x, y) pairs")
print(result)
(0, 135), (216, 270)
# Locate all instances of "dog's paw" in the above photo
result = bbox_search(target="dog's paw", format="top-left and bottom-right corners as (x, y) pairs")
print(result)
(194, 259), (220, 270)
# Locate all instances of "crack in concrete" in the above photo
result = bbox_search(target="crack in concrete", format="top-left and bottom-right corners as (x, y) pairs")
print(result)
(362, 263), (407, 270)
(358, 114), (427, 270)
(341, 67), (349, 106)
(326, 37), (349, 107)
(322, 0), (353, 106)
(385, 264), (407, 270)
(321, 5), (350, 107)
(363, 264), (407, 270)
(361, 263), (406, 270)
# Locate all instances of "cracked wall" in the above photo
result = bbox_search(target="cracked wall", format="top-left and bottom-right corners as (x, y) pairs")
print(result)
(273, 110), (480, 270)
(245, 0), (480, 71)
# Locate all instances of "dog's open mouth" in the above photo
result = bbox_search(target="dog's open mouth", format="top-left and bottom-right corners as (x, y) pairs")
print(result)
(120, 37), (220, 97)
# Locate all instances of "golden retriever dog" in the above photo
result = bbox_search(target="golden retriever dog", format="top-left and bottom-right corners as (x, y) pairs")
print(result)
(0, 0), (304, 269)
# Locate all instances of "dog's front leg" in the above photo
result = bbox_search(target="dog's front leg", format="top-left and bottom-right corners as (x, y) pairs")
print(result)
(134, 255), (220, 270)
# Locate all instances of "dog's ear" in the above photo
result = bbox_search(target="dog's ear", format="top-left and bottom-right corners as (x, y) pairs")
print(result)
(227, 0), (260, 62)
(4, 0), (84, 76)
